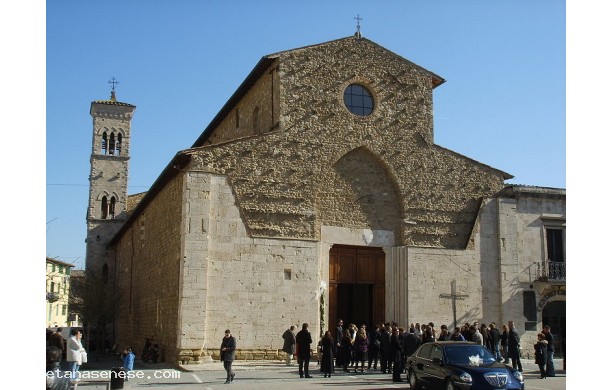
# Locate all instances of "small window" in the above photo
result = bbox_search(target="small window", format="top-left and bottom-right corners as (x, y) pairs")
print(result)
(546, 228), (564, 262)
(284, 269), (292, 280)
(50, 281), (55, 292)
(62, 305), (66, 315)
(116, 133), (122, 156)
(101, 196), (108, 219)
(59, 266), (64, 274)
(102, 132), (108, 155)
(109, 197), (116, 219)
(343, 84), (374, 116)
(252, 106), (260, 134)
(109, 133), (116, 155)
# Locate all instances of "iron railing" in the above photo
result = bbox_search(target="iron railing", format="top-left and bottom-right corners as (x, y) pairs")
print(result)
(536, 261), (566, 283)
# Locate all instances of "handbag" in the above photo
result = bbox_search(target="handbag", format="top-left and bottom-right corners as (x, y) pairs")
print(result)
(81, 351), (88, 363)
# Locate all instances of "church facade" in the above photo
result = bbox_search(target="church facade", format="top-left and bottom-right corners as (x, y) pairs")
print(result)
(86, 35), (566, 364)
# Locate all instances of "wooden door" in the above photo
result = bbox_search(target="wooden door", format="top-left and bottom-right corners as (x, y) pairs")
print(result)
(329, 245), (385, 331)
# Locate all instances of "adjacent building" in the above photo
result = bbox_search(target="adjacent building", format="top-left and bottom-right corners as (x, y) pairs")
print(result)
(46, 257), (75, 327)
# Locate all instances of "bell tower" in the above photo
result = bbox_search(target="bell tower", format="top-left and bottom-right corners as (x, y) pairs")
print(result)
(85, 79), (136, 276)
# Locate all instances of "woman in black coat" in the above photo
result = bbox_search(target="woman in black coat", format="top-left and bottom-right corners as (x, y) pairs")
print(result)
(320, 331), (335, 378)
(340, 330), (353, 372)
(534, 333), (548, 379)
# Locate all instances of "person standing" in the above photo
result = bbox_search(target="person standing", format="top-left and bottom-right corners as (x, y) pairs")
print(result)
(389, 327), (403, 382)
(367, 324), (381, 370)
(335, 319), (344, 367)
(534, 333), (548, 379)
(500, 324), (510, 363)
(220, 329), (236, 384)
(450, 327), (465, 341)
(507, 321), (523, 372)
(66, 329), (86, 383)
(49, 328), (64, 364)
(489, 323), (502, 361)
(320, 331), (335, 378)
(282, 325), (296, 366)
(296, 323), (313, 378)
(542, 325), (556, 377)
(121, 347), (135, 381)
(353, 328), (368, 373)
(379, 325), (392, 374)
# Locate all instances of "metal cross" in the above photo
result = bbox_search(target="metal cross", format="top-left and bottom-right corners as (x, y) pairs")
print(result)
(108, 77), (119, 92)
(354, 14), (363, 34)
(439, 279), (469, 329)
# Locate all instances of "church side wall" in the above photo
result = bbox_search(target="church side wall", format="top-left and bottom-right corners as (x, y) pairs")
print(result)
(177, 171), (320, 363)
(112, 173), (184, 363)
(207, 63), (277, 144)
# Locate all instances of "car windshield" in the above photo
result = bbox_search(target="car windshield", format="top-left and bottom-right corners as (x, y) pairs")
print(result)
(444, 345), (497, 365)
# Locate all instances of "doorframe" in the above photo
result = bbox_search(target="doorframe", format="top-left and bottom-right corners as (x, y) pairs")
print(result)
(320, 226), (394, 336)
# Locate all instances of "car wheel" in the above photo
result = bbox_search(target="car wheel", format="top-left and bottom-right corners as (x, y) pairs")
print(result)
(445, 378), (455, 390)
(408, 370), (421, 389)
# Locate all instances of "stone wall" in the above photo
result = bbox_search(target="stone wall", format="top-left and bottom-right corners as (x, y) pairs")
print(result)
(207, 61), (279, 144)
(113, 172), (185, 363)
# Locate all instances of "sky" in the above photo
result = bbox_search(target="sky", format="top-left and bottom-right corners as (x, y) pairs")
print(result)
(43, 1), (568, 271)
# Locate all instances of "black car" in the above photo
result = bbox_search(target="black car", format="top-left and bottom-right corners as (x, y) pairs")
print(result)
(406, 341), (524, 390)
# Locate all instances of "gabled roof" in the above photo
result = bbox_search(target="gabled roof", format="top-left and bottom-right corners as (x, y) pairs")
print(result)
(191, 35), (445, 148)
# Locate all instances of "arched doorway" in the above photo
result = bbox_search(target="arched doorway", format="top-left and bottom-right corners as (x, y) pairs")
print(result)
(542, 300), (566, 358)
(328, 245), (385, 339)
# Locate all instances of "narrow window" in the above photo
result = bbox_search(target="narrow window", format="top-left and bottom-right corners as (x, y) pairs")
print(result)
(102, 263), (109, 284)
(62, 305), (66, 315)
(59, 265), (63, 274)
(116, 133), (122, 156)
(109, 196), (116, 219)
(50, 281), (55, 293)
(109, 133), (116, 155)
(101, 196), (108, 219)
(252, 106), (260, 134)
(546, 228), (564, 262)
(102, 132), (108, 155)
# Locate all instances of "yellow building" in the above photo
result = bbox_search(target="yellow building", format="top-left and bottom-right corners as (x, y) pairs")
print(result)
(46, 257), (74, 327)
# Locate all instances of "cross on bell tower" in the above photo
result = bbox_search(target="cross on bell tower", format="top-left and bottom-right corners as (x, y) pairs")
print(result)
(108, 77), (119, 101)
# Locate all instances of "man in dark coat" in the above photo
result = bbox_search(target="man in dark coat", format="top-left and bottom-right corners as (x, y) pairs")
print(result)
(282, 325), (296, 366)
(507, 321), (522, 372)
(379, 325), (392, 374)
(335, 319), (344, 367)
(488, 323), (501, 361)
(389, 327), (403, 382)
(220, 329), (236, 384)
(402, 327), (421, 358)
(368, 324), (381, 370)
(542, 325), (556, 377)
(295, 323), (313, 378)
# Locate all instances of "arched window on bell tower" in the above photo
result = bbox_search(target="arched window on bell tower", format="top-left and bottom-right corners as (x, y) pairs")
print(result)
(101, 196), (108, 219)
(101, 132), (108, 155)
(116, 133), (122, 156)
(109, 196), (116, 219)
(109, 133), (116, 155)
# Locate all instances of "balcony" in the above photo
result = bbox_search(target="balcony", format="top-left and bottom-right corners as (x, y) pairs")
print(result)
(536, 261), (566, 283)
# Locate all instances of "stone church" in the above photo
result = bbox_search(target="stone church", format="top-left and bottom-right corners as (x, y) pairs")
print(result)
(85, 34), (566, 364)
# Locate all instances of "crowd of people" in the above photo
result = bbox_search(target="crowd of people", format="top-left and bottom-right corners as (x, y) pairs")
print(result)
(279, 318), (557, 382)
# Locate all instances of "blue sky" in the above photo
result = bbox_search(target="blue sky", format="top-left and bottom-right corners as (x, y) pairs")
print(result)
(43, 0), (567, 270)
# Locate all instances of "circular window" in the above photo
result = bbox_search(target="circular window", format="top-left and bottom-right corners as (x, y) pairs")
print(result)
(343, 84), (374, 116)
